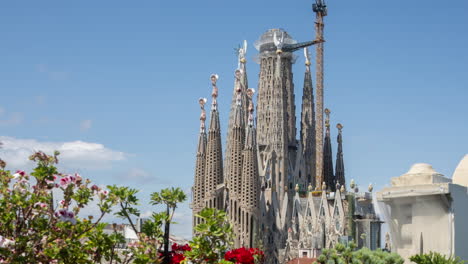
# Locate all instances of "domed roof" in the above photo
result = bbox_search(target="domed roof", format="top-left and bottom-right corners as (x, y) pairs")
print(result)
(391, 163), (450, 186)
(254, 28), (297, 52)
(406, 163), (437, 174)
(453, 154), (468, 187)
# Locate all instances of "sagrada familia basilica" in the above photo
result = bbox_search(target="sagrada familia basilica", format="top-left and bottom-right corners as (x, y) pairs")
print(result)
(191, 2), (382, 263)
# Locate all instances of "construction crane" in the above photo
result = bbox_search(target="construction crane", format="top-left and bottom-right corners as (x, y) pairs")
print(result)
(313, 0), (327, 189)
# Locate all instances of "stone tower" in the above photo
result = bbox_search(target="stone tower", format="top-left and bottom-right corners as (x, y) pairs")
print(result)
(335, 123), (345, 189)
(192, 98), (207, 228)
(255, 29), (296, 206)
(225, 70), (246, 247)
(300, 47), (317, 187)
(203, 75), (224, 210)
(323, 108), (335, 191)
(240, 90), (260, 248)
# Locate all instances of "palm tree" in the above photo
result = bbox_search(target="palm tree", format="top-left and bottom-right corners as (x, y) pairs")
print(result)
(151, 187), (187, 264)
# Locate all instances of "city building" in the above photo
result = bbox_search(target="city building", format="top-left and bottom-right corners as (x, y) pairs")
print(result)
(377, 156), (468, 263)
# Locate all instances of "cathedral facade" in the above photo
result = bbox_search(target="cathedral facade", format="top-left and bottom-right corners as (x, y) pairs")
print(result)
(191, 18), (381, 263)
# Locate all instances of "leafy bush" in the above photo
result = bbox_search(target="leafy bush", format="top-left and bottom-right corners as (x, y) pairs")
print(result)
(314, 242), (404, 264)
(184, 208), (264, 264)
(0, 151), (187, 264)
(410, 252), (465, 264)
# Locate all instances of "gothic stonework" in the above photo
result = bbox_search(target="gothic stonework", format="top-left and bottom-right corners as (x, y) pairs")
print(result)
(191, 26), (382, 262)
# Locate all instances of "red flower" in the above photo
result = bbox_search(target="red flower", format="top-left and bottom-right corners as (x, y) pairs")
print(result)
(171, 243), (180, 251)
(171, 253), (185, 264)
(224, 247), (265, 264)
(169, 243), (191, 264)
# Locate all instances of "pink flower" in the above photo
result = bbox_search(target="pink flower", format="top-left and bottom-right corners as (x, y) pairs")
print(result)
(69, 174), (76, 182)
(91, 185), (100, 192)
(55, 209), (76, 224)
(59, 200), (66, 206)
(67, 211), (75, 219)
(74, 173), (82, 183)
(98, 189), (109, 199)
(34, 202), (48, 209)
(14, 170), (26, 178)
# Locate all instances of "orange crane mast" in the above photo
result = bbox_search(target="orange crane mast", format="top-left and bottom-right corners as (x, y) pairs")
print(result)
(313, 0), (327, 189)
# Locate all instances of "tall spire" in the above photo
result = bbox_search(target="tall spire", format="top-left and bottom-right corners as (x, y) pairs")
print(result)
(323, 108), (335, 191)
(335, 123), (345, 189)
(192, 98), (208, 228)
(225, 69), (246, 247)
(240, 88), (260, 248)
(224, 41), (249, 197)
(204, 74), (224, 210)
(300, 47), (317, 187)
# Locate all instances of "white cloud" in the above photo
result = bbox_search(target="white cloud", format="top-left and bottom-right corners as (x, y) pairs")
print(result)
(0, 136), (125, 170)
(80, 119), (92, 132)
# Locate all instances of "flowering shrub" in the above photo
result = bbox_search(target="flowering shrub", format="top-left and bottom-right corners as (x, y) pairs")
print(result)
(224, 247), (264, 264)
(183, 208), (264, 264)
(169, 243), (191, 264)
(184, 208), (233, 263)
(0, 151), (122, 263)
(0, 151), (187, 264)
(0, 151), (266, 264)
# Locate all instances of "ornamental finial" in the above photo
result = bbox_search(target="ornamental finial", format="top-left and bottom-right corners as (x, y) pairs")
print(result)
(273, 31), (285, 54)
(350, 179), (355, 189)
(337, 123), (343, 131)
(247, 88), (256, 126)
(210, 74), (219, 110)
(325, 108), (331, 128)
(235, 70), (242, 106)
(304, 47), (311, 70)
(198, 98), (207, 132)
(340, 184), (345, 193)
(237, 40), (248, 68)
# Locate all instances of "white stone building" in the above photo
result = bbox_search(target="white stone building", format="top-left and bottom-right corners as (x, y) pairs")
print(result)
(377, 156), (468, 262)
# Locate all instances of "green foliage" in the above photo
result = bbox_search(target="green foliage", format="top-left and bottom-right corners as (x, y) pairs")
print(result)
(151, 187), (187, 209)
(0, 152), (123, 263)
(0, 151), (189, 264)
(141, 212), (166, 240)
(184, 208), (234, 264)
(150, 187), (187, 264)
(315, 242), (404, 264)
(410, 252), (465, 264)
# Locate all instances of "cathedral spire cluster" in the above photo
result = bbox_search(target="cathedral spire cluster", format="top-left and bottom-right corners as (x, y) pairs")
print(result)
(192, 29), (348, 260)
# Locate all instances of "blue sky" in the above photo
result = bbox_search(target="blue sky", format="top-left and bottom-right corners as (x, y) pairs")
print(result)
(1, 0), (467, 238)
